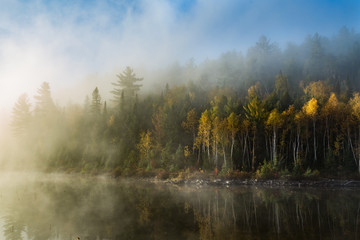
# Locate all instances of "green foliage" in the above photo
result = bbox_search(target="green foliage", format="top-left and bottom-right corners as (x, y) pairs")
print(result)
(279, 168), (291, 179)
(303, 168), (320, 179)
(111, 66), (143, 106)
(256, 160), (277, 179)
(293, 158), (304, 176)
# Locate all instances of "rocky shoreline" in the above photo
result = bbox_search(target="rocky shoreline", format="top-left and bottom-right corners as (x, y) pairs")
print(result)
(163, 178), (360, 188)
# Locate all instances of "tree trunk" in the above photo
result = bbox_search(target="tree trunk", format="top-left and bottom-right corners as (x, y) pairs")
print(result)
(273, 126), (277, 165)
(230, 136), (234, 164)
(223, 146), (227, 169)
(192, 132), (196, 154)
(323, 118), (327, 160)
(293, 140), (296, 163)
(326, 118), (330, 154)
(207, 137), (210, 161)
(296, 125), (300, 162)
(197, 147), (201, 166)
(243, 132), (249, 169)
(347, 123), (357, 166)
(252, 132), (256, 171)
(313, 119), (317, 163)
(215, 141), (218, 168)
(358, 127), (360, 174)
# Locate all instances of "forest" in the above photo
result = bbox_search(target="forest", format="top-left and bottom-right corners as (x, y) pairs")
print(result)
(7, 27), (360, 179)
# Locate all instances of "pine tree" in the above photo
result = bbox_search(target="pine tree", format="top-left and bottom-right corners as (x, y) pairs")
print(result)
(111, 66), (143, 108)
(91, 87), (101, 116)
(34, 82), (56, 116)
(11, 93), (31, 136)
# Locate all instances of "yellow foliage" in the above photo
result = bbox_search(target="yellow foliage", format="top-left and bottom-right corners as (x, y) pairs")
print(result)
(302, 98), (318, 119)
(247, 83), (261, 99)
(107, 115), (115, 127)
(227, 112), (240, 138)
(137, 130), (153, 159)
(322, 92), (339, 117)
(304, 80), (331, 103)
(282, 105), (295, 116)
(182, 109), (197, 133)
(242, 119), (251, 131)
(294, 111), (305, 125)
(350, 93), (360, 122)
(266, 109), (282, 129)
(184, 146), (191, 158)
(196, 110), (212, 148)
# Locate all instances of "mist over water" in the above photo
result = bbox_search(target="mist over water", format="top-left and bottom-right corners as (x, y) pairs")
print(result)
(0, 173), (358, 240)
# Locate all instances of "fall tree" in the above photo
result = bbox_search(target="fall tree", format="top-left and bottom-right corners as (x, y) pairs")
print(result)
(349, 93), (360, 173)
(218, 118), (230, 169)
(181, 109), (198, 153)
(196, 110), (212, 165)
(227, 112), (240, 164)
(138, 130), (153, 169)
(302, 98), (319, 164)
(266, 109), (283, 166)
(321, 92), (339, 159)
(244, 85), (266, 170)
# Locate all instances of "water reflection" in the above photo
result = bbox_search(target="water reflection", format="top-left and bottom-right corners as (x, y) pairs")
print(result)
(0, 174), (359, 240)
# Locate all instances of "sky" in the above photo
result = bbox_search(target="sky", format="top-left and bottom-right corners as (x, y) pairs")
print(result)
(0, 0), (359, 120)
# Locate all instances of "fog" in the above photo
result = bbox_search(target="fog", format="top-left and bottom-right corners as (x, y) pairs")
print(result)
(0, 0), (358, 111)
(0, 0), (359, 171)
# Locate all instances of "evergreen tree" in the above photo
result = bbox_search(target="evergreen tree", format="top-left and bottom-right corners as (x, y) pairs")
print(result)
(34, 82), (56, 116)
(11, 93), (31, 136)
(111, 66), (143, 108)
(91, 87), (101, 116)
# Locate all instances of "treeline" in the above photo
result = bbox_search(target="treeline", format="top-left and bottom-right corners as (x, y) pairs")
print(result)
(10, 27), (360, 176)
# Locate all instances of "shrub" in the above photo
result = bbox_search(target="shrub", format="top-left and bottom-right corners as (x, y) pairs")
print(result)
(256, 160), (277, 179)
(303, 168), (320, 179)
(279, 168), (291, 179)
(122, 168), (136, 177)
(156, 169), (169, 180)
(292, 158), (304, 176)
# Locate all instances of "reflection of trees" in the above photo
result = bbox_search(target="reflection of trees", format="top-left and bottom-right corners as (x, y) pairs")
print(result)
(0, 179), (359, 240)
(180, 187), (360, 240)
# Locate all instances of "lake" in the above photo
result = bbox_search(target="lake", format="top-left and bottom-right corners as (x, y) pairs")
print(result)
(0, 173), (359, 240)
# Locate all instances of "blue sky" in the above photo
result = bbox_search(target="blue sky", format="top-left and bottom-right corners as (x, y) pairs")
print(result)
(0, 0), (359, 114)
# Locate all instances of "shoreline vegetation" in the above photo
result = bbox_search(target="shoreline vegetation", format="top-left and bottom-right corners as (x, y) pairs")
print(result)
(7, 28), (360, 181)
(51, 167), (360, 188)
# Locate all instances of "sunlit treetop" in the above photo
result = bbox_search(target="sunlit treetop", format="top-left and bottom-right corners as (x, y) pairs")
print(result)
(302, 98), (318, 119)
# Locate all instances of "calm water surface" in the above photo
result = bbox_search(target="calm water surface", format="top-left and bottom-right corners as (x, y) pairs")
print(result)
(0, 173), (359, 240)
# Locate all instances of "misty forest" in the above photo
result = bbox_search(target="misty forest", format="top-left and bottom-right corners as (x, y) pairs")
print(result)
(6, 28), (360, 179)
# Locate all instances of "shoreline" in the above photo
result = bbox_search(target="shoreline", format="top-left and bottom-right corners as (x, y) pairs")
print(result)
(161, 178), (360, 188)
(1, 170), (360, 189)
